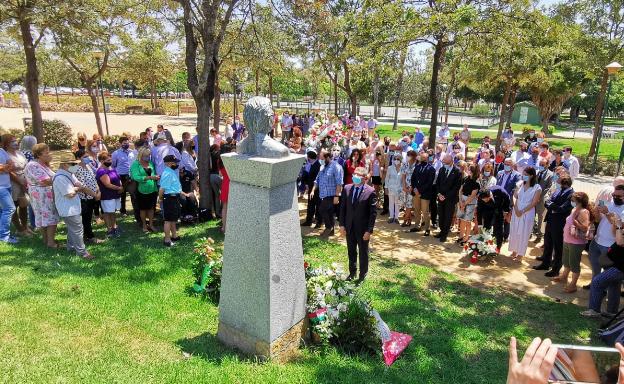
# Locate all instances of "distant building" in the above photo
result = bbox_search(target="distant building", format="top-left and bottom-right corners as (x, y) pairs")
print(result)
(511, 101), (541, 125)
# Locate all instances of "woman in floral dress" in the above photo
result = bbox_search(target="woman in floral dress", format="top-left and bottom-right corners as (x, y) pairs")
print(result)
(24, 144), (59, 248)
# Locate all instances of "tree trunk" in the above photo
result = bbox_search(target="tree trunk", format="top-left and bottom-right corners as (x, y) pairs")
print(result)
(373, 68), (380, 119)
(444, 66), (457, 124)
(428, 39), (445, 146)
(86, 84), (104, 137)
(151, 81), (156, 109)
(333, 80), (338, 115)
(213, 72), (221, 134)
(496, 78), (512, 147)
(233, 80), (238, 119)
(393, 47), (407, 131)
(18, 15), (44, 142)
(589, 70), (609, 156)
(342, 62), (357, 117)
(255, 69), (259, 96)
(268, 74), (273, 106)
(506, 85), (518, 129)
(55, 84), (60, 104)
(196, 97), (213, 210)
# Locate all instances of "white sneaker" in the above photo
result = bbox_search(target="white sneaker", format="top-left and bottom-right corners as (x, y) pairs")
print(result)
(580, 309), (601, 318)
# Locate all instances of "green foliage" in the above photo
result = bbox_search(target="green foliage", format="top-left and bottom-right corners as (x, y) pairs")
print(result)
(102, 135), (121, 152)
(191, 237), (222, 301)
(25, 119), (73, 150)
(470, 105), (490, 116)
(331, 295), (381, 355)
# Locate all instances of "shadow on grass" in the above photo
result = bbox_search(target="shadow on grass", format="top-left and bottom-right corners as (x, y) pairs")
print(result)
(176, 331), (249, 363)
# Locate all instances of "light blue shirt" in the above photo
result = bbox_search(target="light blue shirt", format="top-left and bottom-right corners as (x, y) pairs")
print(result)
(180, 151), (197, 173)
(0, 149), (10, 188)
(159, 166), (182, 194)
(111, 148), (136, 175)
(314, 160), (343, 199)
(151, 144), (181, 176)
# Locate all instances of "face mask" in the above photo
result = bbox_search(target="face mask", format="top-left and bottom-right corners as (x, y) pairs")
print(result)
(522, 175), (529, 182)
(91, 147), (99, 153)
(141, 156), (150, 162)
(319, 159), (326, 166)
(495, 155), (504, 163)
(563, 151), (570, 158)
(537, 138), (544, 143)
(570, 201), (577, 208)
(68, 165), (79, 174)
(483, 171), (490, 177)
(428, 156), (433, 162)
(529, 133), (535, 137)
(103, 161), (112, 167)
(444, 164), (452, 171)
(82, 157), (92, 165)
(537, 165), (544, 172)
(170, 164), (179, 170)
(504, 165), (512, 172)
(454, 149), (460, 153)
(10, 141), (18, 150)
(352, 175), (362, 185)
(394, 159), (401, 166)
(552, 174), (559, 182)
(614, 197), (624, 206)
(332, 150), (341, 158)
(121, 143), (130, 150)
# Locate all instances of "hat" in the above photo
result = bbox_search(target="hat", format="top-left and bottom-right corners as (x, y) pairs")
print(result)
(58, 152), (79, 165)
(163, 155), (179, 163)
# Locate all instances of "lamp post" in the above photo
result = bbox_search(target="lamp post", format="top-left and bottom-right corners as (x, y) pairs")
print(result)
(573, 93), (587, 139)
(592, 62), (622, 176)
(92, 50), (109, 136)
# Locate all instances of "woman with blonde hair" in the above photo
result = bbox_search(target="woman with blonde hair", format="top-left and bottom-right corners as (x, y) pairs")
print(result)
(24, 144), (59, 248)
(72, 132), (88, 153)
(130, 147), (159, 233)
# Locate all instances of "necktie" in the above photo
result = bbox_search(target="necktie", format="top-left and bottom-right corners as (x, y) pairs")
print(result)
(352, 186), (360, 204)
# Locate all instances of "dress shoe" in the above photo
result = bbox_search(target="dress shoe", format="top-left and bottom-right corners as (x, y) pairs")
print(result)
(544, 270), (559, 277)
(357, 274), (367, 284)
(301, 221), (312, 227)
(321, 228), (335, 237)
(313, 223), (323, 229)
(439, 237), (447, 243)
(582, 284), (590, 290)
(410, 226), (421, 233)
(380, 210), (389, 216)
(431, 223), (438, 229)
(536, 256), (545, 261)
(532, 264), (550, 270)
(423, 230), (430, 236)
(433, 233), (442, 238)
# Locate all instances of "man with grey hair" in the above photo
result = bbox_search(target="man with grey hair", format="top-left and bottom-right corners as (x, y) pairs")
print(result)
(434, 154), (461, 242)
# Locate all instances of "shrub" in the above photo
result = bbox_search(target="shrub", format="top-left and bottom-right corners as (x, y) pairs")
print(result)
(103, 135), (122, 152)
(471, 105), (490, 116)
(24, 119), (73, 150)
(0, 127), (25, 139)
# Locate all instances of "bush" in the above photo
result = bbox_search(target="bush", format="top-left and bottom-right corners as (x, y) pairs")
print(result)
(0, 127), (25, 139)
(578, 154), (618, 176)
(471, 105), (490, 116)
(103, 135), (122, 152)
(24, 119), (73, 150)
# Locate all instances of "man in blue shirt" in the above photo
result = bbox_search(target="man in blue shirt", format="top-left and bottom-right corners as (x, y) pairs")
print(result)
(111, 136), (137, 218)
(159, 155), (183, 247)
(313, 149), (343, 237)
(151, 138), (181, 176)
(0, 145), (16, 244)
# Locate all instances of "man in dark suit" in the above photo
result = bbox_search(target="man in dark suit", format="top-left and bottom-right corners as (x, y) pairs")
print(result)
(232, 117), (245, 141)
(532, 175), (574, 276)
(532, 158), (554, 243)
(302, 150), (321, 226)
(339, 167), (377, 282)
(410, 150), (436, 236)
(496, 157), (521, 241)
(434, 154), (462, 242)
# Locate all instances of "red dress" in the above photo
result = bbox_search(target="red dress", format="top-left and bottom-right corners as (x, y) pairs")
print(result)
(220, 165), (230, 203)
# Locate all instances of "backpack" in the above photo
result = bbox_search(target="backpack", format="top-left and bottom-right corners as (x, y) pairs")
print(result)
(599, 316), (624, 346)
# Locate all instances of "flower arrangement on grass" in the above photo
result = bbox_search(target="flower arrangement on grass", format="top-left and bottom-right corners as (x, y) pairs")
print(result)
(191, 237), (222, 300)
(463, 228), (498, 263)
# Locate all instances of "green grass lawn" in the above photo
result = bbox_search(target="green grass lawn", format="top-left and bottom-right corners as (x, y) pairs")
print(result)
(0, 218), (596, 383)
(376, 124), (621, 161)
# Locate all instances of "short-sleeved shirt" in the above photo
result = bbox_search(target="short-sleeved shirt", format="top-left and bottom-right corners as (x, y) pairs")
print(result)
(461, 178), (480, 197)
(315, 160), (343, 199)
(96, 167), (121, 201)
(0, 149), (11, 188)
(159, 166), (182, 194)
(595, 202), (624, 247)
(52, 169), (81, 217)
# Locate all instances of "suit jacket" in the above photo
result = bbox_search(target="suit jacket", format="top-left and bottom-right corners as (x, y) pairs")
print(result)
(435, 165), (462, 203)
(496, 170), (521, 197)
(410, 162), (436, 200)
(545, 187), (573, 225)
(339, 184), (377, 235)
(536, 169), (553, 202)
(302, 161), (321, 189)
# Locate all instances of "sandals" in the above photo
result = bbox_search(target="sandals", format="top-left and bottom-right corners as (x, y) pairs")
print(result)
(552, 276), (563, 283)
(564, 285), (577, 294)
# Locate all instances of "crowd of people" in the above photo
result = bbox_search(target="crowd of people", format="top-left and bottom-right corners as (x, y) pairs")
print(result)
(0, 122), (238, 259)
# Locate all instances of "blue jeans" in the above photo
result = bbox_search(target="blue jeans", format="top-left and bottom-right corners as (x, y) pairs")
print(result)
(589, 240), (610, 278)
(589, 267), (624, 313)
(0, 187), (15, 241)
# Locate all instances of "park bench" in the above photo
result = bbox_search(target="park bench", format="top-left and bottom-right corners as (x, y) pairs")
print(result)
(180, 105), (197, 113)
(125, 105), (144, 114)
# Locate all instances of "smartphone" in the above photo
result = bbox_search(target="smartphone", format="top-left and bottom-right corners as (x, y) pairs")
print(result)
(549, 344), (619, 383)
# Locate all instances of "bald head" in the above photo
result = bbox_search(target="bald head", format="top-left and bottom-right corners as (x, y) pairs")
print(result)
(614, 176), (624, 188)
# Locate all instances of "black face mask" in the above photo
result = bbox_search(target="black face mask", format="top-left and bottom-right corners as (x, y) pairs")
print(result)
(170, 164), (179, 170)
(614, 197), (624, 206)
(103, 161), (112, 167)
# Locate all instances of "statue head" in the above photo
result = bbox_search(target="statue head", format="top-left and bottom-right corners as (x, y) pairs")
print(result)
(243, 96), (273, 136)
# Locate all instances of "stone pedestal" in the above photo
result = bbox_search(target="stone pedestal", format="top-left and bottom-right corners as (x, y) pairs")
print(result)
(217, 152), (307, 362)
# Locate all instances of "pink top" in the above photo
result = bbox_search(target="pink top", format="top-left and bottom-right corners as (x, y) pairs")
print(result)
(563, 210), (587, 245)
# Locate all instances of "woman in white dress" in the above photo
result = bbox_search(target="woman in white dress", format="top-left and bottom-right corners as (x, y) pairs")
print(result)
(384, 155), (403, 224)
(508, 166), (542, 261)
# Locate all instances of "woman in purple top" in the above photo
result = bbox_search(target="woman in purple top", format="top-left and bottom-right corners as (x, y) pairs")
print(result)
(96, 151), (123, 237)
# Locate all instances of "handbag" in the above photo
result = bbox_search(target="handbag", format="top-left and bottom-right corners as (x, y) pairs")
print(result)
(569, 210), (589, 241)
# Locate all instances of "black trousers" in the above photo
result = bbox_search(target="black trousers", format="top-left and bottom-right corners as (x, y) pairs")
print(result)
(319, 197), (335, 229)
(305, 189), (320, 224)
(119, 175), (140, 223)
(481, 209), (505, 250)
(541, 220), (564, 272)
(382, 192), (389, 213)
(430, 187), (438, 225)
(347, 230), (369, 277)
(437, 198), (455, 237)
(80, 199), (96, 240)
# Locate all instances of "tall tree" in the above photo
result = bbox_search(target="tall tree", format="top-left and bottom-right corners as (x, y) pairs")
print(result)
(175, 0), (239, 209)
